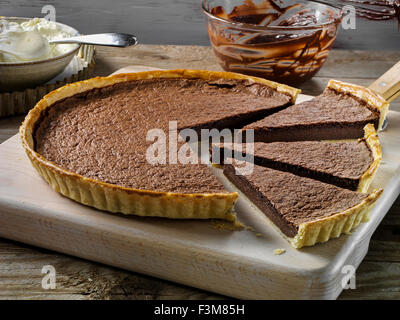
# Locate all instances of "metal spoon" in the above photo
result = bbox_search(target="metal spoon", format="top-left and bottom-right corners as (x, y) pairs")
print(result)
(310, 0), (399, 20)
(49, 33), (138, 47)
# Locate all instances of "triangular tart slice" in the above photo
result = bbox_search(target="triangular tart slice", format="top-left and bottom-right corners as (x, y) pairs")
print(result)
(243, 80), (389, 142)
(223, 162), (383, 248)
(213, 124), (381, 192)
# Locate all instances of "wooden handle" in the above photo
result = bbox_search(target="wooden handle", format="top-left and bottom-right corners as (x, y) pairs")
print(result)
(369, 61), (400, 103)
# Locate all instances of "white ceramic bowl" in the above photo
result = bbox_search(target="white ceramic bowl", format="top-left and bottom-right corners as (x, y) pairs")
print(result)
(0, 17), (80, 92)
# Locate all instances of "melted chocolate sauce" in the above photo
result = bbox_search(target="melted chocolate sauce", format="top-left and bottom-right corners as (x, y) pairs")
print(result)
(207, 0), (399, 85)
(208, 0), (340, 85)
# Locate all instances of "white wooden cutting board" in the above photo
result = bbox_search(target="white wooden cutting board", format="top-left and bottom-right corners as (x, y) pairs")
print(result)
(0, 66), (399, 300)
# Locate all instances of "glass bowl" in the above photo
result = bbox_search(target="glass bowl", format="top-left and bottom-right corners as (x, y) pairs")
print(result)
(202, 0), (343, 85)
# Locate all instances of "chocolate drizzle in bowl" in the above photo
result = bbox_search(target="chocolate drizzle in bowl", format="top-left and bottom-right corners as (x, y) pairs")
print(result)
(203, 0), (342, 85)
(213, 0), (318, 27)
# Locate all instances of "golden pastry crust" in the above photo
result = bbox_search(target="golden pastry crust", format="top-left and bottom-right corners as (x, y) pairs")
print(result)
(20, 69), (299, 220)
(224, 165), (383, 249)
(292, 188), (383, 248)
(327, 79), (390, 131)
(357, 124), (382, 193)
(279, 124), (383, 248)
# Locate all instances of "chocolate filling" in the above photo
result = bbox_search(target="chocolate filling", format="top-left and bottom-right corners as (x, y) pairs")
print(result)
(244, 88), (380, 142)
(34, 77), (292, 193)
(224, 163), (368, 238)
(208, 0), (340, 85)
(214, 138), (374, 191)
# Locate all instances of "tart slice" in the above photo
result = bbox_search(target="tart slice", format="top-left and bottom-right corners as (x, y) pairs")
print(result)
(213, 124), (381, 192)
(20, 70), (299, 220)
(243, 80), (390, 142)
(223, 163), (383, 248)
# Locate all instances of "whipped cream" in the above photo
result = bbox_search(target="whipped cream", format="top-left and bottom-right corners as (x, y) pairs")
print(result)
(0, 18), (76, 63)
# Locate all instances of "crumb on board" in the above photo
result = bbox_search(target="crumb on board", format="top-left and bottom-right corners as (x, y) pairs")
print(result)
(211, 219), (245, 231)
(245, 226), (262, 237)
(211, 221), (264, 236)
(273, 249), (286, 255)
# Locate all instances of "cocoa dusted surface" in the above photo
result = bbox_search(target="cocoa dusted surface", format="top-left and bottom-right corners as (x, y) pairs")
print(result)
(244, 88), (380, 142)
(253, 140), (373, 179)
(34, 78), (291, 193)
(214, 138), (374, 190)
(224, 164), (368, 237)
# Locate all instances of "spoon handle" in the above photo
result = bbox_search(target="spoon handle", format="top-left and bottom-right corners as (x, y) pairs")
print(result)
(311, 0), (398, 18)
(49, 33), (138, 47)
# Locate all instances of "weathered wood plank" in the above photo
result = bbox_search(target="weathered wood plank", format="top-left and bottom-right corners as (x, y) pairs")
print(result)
(1, 0), (400, 50)
(366, 240), (400, 263)
(0, 116), (24, 144)
(1, 236), (400, 300)
(92, 45), (222, 77)
(315, 50), (400, 79)
(0, 238), (225, 300)
(339, 261), (400, 300)
(93, 46), (400, 80)
(92, 46), (400, 111)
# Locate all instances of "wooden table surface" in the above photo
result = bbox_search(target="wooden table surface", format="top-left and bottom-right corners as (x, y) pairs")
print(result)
(2, 0), (400, 50)
(0, 45), (399, 300)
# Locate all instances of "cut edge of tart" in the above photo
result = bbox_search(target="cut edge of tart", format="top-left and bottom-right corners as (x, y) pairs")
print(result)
(327, 79), (390, 131)
(213, 123), (382, 193)
(20, 69), (300, 221)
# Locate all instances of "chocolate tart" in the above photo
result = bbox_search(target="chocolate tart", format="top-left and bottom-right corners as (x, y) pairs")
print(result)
(213, 124), (381, 192)
(243, 80), (390, 142)
(20, 69), (299, 220)
(223, 163), (383, 248)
